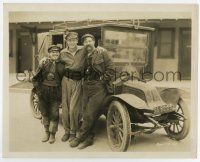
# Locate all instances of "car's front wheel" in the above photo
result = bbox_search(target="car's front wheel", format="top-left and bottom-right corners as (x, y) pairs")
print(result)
(107, 100), (131, 152)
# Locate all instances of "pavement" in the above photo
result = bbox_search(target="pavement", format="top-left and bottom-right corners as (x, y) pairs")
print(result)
(8, 85), (191, 154)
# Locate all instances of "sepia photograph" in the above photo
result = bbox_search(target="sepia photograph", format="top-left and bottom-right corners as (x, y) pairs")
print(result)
(2, 3), (198, 158)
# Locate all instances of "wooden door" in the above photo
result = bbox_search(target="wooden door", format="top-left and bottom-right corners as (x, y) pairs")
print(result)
(18, 33), (33, 72)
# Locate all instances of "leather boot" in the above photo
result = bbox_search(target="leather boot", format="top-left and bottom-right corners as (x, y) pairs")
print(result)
(69, 134), (76, 142)
(78, 133), (94, 149)
(61, 132), (70, 142)
(49, 133), (56, 144)
(69, 137), (82, 147)
(42, 131), (50, 142)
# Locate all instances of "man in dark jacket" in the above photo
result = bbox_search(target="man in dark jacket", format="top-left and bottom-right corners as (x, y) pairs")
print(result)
(32, 45), (65, 144)
(69, 34), (115, 149)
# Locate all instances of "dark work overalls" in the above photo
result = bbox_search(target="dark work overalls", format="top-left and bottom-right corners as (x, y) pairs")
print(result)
(77, 47), (115, 140)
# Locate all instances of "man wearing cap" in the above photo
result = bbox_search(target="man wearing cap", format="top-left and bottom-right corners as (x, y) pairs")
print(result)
(69, 34), (115, 149)
(32, 45), (65, 144)
(59, 32), (86, 142)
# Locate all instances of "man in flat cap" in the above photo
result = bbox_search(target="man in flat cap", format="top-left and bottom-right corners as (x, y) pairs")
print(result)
(59, 32), (86, 143)
(32, 45), (65, 144)
(70, 34), (115, 149)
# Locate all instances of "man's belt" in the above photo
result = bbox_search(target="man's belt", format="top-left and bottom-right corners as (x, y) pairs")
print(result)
(84, 75), (103, 81)
(64, 69), (82, 80)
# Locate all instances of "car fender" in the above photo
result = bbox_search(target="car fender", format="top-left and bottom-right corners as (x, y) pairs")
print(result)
(104, 94), (149, 110)
(159, 88), (190, 106)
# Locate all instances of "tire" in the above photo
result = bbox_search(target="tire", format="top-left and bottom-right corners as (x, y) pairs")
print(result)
(107, 100), (131, 152)
(164, 98), (190, 140)
(30, 90), (42, 119)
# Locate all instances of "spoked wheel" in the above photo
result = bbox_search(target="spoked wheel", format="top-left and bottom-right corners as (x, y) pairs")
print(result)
(107, 100), (131, 152)
(164, 98), (190, 140)
(30, 90), (42, 119)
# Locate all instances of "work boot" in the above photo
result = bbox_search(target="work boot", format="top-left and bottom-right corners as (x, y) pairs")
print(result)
(49, 133), (56, 144)
(69, 134), (76, 142)
(61, 133), (70, 142)
(78, 134), (94, 149)
(69, 137), (82, 147)
(42, 131), (50, 142)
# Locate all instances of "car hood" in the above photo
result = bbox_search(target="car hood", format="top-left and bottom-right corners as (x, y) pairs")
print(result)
(123, 81), (167, 109)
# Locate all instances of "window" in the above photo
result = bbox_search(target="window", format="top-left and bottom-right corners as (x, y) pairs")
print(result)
(104, 29), (148, 64)
(157, 28), (175, 58)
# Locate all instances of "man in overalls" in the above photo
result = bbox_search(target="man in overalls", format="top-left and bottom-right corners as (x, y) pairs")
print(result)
(32, 45), (65, 144)
(60, 32), (86, 142)
(69, 34), (115, 149)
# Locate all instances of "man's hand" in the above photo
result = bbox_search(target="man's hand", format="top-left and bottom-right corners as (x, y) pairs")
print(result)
(38, 57), (48, 68)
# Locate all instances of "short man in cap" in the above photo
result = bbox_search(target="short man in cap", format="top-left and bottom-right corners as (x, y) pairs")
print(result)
(59, 32), (86, 142)
(32, 45), (65, 144)
(70, 34), (115, 149)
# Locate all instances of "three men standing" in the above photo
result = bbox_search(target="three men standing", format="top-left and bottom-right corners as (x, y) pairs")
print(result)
(35, 32), (115, 149)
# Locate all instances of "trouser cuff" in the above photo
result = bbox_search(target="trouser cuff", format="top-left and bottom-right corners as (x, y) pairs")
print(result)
(42, 117), (50, 126)
(70, 130), (76, 135)
(49, 121), (58, 133)
(63, 127), (70, 134)
(44, 125), (49, 132)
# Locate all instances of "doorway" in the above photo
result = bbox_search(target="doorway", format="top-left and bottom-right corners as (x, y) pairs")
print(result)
(179, 28), (191, 80)
(18, 32), (33, 73)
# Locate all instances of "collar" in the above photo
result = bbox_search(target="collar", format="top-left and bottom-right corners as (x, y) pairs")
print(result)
(61, 46), (83, 55)
(87, 48), (97, 58)
(48, 59), (59, 63)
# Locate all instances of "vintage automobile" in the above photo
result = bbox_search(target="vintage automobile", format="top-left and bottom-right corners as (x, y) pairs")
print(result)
(30, 22), (190, 152)
(105, 78), (189, 151)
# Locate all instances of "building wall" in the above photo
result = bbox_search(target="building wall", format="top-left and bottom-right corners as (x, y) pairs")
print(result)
(150, 20), (191, 81)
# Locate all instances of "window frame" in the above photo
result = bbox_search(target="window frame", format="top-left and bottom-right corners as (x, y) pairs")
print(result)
(9, 30), (13, 57)
(157, 28), (175, 59)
